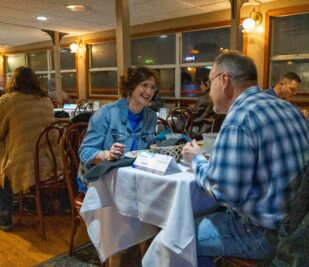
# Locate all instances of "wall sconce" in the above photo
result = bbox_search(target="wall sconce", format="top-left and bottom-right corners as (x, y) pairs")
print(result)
(69, 38), (83, 53)
(242, 8), (263, 33)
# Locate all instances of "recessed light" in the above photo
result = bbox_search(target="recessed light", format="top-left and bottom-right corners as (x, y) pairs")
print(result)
(37, 16), (47, 21)
(66, 4), (87, 12)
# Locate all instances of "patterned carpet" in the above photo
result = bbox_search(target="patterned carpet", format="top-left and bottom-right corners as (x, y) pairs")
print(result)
(34, 243), (143, 267)
(34, 243), (101, 267)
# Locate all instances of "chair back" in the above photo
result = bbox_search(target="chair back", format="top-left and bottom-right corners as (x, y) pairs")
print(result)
(210, 114), (226, 133)
(34, 119), (72, 188)
(166, 107), (193, 137)
(74, 99), (93, 117)
(61, 122), (88, 206)
(156, 117), (171, 135)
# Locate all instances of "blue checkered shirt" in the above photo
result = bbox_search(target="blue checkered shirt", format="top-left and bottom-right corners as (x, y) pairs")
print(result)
(193, 86), (309, 230)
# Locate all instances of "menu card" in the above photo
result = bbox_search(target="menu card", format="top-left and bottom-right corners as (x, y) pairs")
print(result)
(132, 152), (182, 175)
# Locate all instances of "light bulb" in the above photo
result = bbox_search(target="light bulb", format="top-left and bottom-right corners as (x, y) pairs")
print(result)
(69, 42), (79, 53)
(242, 17), (255, 32)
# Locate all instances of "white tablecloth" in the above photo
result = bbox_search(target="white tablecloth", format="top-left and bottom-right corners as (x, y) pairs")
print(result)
(80, 166), (219, 267)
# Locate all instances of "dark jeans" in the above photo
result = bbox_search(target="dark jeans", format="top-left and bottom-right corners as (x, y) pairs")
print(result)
(0, 177), (13, 216)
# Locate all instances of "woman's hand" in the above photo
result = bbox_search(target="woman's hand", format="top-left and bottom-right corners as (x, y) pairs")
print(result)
(108, 142), (125, 161)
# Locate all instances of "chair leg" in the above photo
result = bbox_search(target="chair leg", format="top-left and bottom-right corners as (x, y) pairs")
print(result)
(35, 192), (46, 240)
(69, 213), (79, 256)
(18, 192), (23, 225)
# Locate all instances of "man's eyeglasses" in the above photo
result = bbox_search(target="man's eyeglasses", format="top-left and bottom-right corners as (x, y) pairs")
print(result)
(205, 72), (224, 88)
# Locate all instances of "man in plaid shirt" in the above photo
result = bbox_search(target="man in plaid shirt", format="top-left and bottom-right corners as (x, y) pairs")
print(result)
(182, 51), (309, 266)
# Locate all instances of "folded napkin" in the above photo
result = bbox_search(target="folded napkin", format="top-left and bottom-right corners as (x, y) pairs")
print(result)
(83, 157), (135, 182)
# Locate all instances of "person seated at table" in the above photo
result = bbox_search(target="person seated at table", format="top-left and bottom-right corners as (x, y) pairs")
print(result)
(264, 71), (301, 100)
(47, 78), (69, 103)
(79, 66), (158, 167)
(264, 72), (308, 120)
(190, 77), (217, 139)
(0, 66), (57, 231)
(182, 51), (309, 266)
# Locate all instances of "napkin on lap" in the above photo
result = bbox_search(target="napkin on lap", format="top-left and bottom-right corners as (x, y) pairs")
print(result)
(83, 157), (135, 182)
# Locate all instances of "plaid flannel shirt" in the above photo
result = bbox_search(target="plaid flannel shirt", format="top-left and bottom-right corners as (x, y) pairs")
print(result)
(193, 86), (309, 230)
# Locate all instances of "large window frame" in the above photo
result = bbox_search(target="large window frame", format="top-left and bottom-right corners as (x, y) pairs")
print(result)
(87, 23), (242, 102)
(5, 48), (78, 97)
(264, 5), (309, 96)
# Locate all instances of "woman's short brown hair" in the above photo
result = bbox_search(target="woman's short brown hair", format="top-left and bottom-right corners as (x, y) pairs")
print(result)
(119, 66), (157, 98)
(6, 66), (47, 97)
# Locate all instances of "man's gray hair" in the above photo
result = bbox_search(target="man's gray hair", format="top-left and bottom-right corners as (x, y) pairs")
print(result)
(214, 51), (257, 83)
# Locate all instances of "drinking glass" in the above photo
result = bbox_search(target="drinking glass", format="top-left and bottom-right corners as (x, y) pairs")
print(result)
(202, 133), (217, 155)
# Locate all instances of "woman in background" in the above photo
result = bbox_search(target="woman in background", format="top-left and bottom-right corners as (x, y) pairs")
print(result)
(79, 66), (158, 166)
(0, 67), (55, 231)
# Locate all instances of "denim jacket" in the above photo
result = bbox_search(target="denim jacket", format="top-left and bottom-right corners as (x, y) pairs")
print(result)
(79, 98), (157, 166)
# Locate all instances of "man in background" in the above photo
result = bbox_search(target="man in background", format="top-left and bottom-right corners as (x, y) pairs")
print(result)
(47, 79), (69, 103)
(265, 72), (308, 119)
(265, 72), (301, 100)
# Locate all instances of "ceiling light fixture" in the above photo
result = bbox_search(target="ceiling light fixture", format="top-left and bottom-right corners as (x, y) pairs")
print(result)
(37, 16), (47, 21)
(66, 4), (87, 12)
(242, 8), (263, 33)
(69, 38), (83, 53)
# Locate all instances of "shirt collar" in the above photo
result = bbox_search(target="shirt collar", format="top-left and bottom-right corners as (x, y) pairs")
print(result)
(227, 86), (261, 114)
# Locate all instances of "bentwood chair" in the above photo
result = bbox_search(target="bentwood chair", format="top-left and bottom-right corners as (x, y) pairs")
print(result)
(166, 107), (193, 137)
(60, 122), (88, 256)
(18, 119), (72, 240)
(73, 99), (93, 117)
(156, 117), (171, 135)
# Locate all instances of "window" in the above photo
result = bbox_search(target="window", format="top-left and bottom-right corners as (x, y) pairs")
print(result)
(7, 54), (26, 73)
(270, 12), (309, 93)
(181, 27), (242, 97)
(87, 26), (242, 99)
(27, 51), (48, 71)
(88, 42), (118, 97)
(6, 49), (77, 96)
(132, 34), (175, 65)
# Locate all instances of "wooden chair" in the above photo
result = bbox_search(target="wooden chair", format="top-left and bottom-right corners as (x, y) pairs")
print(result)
(60, 122), (88, 256)
(220, 257), (257, 267)
(18, 119), (72, 240)
(156, 117), (170, 135)
(166, 107), (193, 137)
(210, 114), (226, 133)
(74, 99), (93, 117)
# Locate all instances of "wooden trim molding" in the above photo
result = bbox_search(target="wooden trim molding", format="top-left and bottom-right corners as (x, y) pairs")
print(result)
(263, 4), (309, 89)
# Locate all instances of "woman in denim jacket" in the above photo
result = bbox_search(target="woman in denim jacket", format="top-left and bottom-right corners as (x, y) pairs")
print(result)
(79, 67), (158, 167)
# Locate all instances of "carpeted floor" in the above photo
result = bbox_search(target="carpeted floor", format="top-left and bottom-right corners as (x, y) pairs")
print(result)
(33, 243), (101, 267)
(34, 243), (143, 267)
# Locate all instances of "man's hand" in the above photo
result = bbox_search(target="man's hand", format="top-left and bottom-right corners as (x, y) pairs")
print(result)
(181, 140), (200, 163)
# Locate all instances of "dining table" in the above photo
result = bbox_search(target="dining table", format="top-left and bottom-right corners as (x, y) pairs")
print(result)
(80, 163), (219, 267)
